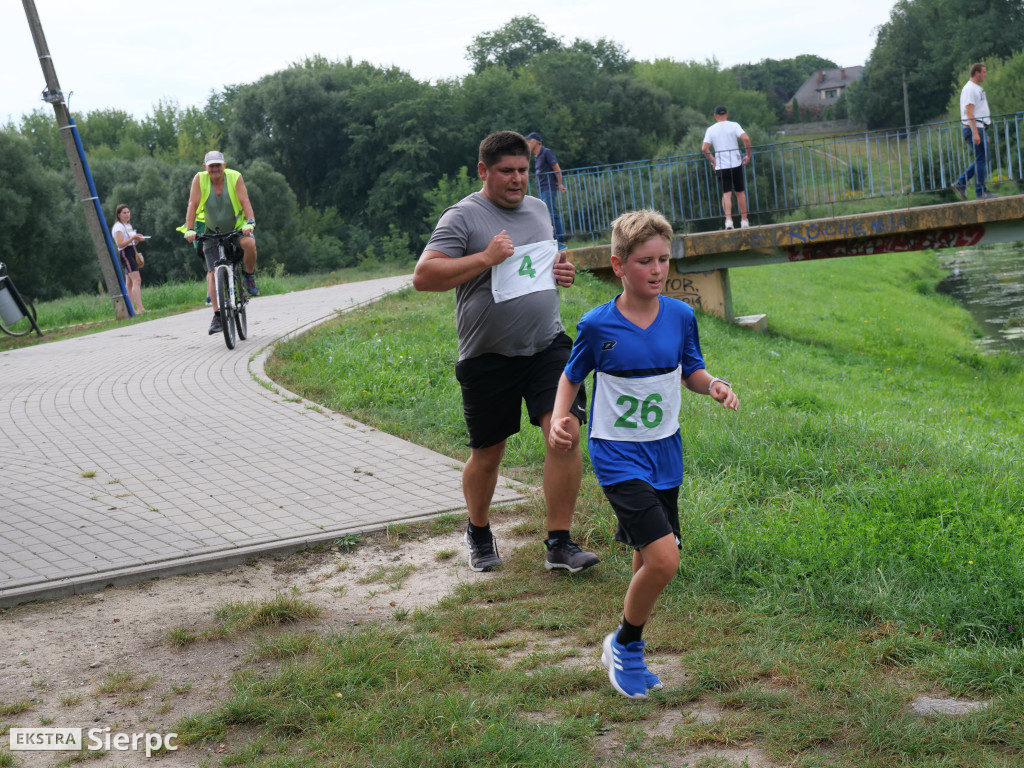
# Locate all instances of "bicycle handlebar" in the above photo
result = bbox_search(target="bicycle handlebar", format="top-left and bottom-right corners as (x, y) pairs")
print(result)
(195, 229), (243, 242)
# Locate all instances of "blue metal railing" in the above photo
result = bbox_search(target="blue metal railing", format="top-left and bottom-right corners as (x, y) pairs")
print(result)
(531, 113), (1024, 239)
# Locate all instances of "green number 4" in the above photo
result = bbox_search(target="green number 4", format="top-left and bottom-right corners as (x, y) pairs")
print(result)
(518, 254), (537, 279)
(614, 394), (664, 429)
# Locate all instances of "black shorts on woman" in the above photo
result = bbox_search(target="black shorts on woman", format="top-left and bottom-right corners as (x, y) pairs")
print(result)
(120, 244), (139, 273)
(455, 331), (587, 450)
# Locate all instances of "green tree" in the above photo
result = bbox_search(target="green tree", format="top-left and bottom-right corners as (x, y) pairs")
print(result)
(0, 129), (94, 300)
(466, 14), (562, 74)
(853, 0), (1024, 128)
(16, 109), (65, 171)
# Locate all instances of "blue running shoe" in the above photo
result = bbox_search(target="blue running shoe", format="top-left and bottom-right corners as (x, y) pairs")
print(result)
(645, 670), (663, 690)
(601, 632), (648, 699)
(611, 626), (662, 690)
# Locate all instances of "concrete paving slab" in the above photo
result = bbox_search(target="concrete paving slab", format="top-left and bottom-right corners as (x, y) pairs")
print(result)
(0, 276), (524, 607)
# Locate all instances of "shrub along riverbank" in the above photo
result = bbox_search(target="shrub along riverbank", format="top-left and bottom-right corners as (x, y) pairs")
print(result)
(243, 248), (1024, 765)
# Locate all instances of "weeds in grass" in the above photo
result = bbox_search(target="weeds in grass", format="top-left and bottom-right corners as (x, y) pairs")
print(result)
(166, 626), (198, 648)
(0, 699), (34, 716)
(332, 534), (361, 552)
(212, 592), (323, 634)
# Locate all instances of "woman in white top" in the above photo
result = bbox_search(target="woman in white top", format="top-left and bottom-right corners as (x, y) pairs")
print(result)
(111, 203), (147, 313)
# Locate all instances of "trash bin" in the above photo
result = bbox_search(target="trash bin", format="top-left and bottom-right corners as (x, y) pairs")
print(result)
(0, 278), (24, 326)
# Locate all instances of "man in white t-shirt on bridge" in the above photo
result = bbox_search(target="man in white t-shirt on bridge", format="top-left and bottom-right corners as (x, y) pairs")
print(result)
(953, 63), (998, 201)
(702, 106), (752, 230)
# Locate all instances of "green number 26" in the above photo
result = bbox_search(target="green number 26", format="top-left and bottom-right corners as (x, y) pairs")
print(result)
(614, 394), (664, 429)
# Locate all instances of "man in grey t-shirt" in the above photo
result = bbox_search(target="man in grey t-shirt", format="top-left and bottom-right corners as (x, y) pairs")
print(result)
(413, 130), (598, 575)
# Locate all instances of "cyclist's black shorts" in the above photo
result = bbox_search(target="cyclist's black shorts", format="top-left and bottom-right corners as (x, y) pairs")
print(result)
(201, 233), (254, 272)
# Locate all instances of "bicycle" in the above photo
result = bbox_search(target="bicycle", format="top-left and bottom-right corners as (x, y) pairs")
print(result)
(196, 230), (249, 350)
(0, 262), (42, 337)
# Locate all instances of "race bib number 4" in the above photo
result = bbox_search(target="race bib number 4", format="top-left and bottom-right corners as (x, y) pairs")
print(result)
(491, 240), (558, 303)
(590, 367), (682, 442)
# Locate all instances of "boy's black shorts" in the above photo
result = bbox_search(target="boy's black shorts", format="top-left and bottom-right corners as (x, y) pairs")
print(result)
(602, 479), (681, 550)
(455, 332), (587, 450)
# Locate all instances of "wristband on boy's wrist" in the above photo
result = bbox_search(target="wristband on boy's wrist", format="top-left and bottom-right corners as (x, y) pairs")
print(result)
(708, 376), (731, 394)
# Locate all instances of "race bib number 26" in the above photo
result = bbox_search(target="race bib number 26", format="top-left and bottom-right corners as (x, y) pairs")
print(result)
(590, 367), (682, 442)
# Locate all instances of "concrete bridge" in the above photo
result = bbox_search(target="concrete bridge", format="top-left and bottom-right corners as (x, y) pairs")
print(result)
(567, 196), (1024, 326)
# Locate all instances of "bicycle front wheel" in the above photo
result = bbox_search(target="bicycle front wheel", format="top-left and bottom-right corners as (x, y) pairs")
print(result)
(216, 265), (236, 350)
(234, 265), (248, 340)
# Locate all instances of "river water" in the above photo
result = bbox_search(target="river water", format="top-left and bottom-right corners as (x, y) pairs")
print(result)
(936, 244), (1024, 355)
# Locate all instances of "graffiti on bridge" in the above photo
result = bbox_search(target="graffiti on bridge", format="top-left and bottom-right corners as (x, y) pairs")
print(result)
(786, 225), (986, 262)
(664, 275), (702, 310)
(746, 213), (910, 250)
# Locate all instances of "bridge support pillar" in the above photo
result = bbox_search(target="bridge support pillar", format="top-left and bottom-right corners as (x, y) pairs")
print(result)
(663, 267), (733, 321)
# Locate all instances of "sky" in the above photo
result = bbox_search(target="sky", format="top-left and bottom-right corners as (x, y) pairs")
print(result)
(2, 0), (898, 125)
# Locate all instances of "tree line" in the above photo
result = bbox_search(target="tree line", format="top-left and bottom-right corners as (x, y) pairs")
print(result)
(2, 6), (1022, 301)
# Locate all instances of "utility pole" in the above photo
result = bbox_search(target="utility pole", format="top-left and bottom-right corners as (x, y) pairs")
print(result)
(21, 0), (129, 319)
(902, 67), (911, 131)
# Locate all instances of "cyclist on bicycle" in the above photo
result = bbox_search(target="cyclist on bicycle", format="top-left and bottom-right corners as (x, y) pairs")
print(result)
(178, 151), (260, 334)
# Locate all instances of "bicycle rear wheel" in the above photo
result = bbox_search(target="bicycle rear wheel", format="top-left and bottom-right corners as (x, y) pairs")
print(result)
(216, 265), (236, 350)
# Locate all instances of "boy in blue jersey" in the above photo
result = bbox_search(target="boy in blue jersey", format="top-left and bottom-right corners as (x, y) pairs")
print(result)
(548, 209), (739, 699)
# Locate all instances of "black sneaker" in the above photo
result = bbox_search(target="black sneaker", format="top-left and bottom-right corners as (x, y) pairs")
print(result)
(243, 272), (260, 296)
(465, 528), (501, 572)
(544, 538), (599, 573)
(208, 312), (222, 335)
(952, 181), (967, 200)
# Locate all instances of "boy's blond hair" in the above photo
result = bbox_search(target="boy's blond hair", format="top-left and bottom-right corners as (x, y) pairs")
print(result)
(610, 209), (673, 261)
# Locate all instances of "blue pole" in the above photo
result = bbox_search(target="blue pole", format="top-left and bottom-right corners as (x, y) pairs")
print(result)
(65, 116), (134, 317)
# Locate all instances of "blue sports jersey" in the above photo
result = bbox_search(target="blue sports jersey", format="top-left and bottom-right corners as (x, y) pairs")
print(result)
(564, 295), (705, 488)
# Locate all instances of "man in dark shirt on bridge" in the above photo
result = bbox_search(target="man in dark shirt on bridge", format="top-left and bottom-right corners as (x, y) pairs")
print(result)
(526, 132), (568, 250)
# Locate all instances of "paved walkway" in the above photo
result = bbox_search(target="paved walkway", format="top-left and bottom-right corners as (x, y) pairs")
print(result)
(0, 277), (523, 607)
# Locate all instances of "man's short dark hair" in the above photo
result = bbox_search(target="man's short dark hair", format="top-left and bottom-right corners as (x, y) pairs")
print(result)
(970, 62), (986, 77)
(479, 131), (530, 168)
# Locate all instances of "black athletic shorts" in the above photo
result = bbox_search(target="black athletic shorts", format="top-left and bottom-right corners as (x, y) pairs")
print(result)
(716, 165), (746, 194)
(455, 332), (587, 450)
(602, 479), (681, 550)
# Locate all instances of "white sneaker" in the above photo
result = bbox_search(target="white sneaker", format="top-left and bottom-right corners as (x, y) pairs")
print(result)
(740, 219), (750, 229)
(724, 219), (734, 230)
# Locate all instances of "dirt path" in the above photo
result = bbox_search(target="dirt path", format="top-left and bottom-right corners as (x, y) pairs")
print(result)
(1, 520), (773, 768)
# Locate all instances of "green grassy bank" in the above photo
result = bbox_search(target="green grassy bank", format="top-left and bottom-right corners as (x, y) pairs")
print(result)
(205, 248), (1024, 767)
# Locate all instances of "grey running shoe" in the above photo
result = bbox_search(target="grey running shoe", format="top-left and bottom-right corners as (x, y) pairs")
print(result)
(243, 272), (260, 296)
(544, 538), (600, 573)
(208, 312), (222, 335)
(951, 182), (967, 200)
(465, 528), (501, 572)
(978, 190), (999, 200)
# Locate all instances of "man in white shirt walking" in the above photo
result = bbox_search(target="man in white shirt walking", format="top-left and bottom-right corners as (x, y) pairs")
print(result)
(953, 63), (998, 201)
(702, 106), (752, 229)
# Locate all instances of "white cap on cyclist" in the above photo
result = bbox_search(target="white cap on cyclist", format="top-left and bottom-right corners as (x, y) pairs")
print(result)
(203, 150), (226, 166)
